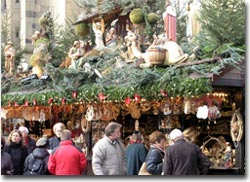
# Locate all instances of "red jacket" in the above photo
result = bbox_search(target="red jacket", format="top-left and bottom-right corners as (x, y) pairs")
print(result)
(48, 140), (87, 175)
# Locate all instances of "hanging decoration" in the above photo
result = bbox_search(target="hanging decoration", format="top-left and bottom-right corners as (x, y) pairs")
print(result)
(61, 98), (66, 105)
(125, 97), (131, 105)
(24, 100), (29, 106)
(134, 94), (141, 102)
(72, 91), (77, 98)
(230, 109), (244, 148)
(33, 99), (37, 106)
(98, 93), (106, 101)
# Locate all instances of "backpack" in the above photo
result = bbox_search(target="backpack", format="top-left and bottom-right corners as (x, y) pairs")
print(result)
(24, 154), (45, 175)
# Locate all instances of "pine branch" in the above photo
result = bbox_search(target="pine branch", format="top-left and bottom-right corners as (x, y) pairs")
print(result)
(176, 57), (222, 68)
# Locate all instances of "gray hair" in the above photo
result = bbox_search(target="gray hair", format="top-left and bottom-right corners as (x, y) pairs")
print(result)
(105, 122), (122, 136)
(59, 129), (72, 141)
(53, 122), (66, 133)
(19, 126), (29, 134)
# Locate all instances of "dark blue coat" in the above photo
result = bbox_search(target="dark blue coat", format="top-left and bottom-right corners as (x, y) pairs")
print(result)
(23, 147), (50, 175)
(48, 136), (60, 150)
(146, 146), (164, 175)
(125, 143), (148, 175)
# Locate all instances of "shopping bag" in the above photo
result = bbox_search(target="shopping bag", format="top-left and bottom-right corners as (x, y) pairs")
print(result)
(138, 162), (152, 175)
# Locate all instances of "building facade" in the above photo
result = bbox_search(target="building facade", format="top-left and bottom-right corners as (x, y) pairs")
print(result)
(1, 0), (82, 60)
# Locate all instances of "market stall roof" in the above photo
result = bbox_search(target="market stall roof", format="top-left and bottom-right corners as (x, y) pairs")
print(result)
(212, 61), (245, 87)
(72, 6), (123, 25)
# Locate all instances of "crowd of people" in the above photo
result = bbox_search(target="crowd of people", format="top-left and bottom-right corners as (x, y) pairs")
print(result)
(1, 121), (211, 176)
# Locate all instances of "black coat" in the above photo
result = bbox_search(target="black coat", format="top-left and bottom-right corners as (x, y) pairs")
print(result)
(25, 136), (36, 154)
(23, 147), (50, 175)
(5, 142), (28, 175)
(163, 139), (211, 175)
(1, 150), (14, 175)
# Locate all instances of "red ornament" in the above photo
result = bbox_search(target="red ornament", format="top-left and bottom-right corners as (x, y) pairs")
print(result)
(160, 90), (168, 97)
(98, 93), (106, 101)
(61, 98), (66, 105)
(48, 98), (53, 104)
(125, 97), (131, 105)
(72, 91), (77, 98)
(33, 99), (37, 106)
(24, 100), (29, 106)
(134, 94), (141, 102)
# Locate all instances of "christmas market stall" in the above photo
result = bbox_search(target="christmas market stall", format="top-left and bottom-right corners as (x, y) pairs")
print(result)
(1, 0), (245, 175)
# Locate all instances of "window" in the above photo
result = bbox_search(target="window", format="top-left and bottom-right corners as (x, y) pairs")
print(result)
(26, 11), (37, 18)
(32, 23), (37, 29)
(26, 39), (32, 44)
(4, 0), (6, 9)
(15, 29), (19, 38)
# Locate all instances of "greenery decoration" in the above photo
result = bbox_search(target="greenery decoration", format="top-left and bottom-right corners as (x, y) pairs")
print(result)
(147, 13), (159, 24)
(75, 23), (89, 37)
(129, 8), (144, 24)
(0, 0), (245, 107)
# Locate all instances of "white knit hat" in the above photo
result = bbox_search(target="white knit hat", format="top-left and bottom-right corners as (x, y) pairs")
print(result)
(169, 128), (183, 140)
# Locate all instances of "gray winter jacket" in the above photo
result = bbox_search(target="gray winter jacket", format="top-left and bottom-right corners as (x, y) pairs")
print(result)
(92, 135), (126, 175)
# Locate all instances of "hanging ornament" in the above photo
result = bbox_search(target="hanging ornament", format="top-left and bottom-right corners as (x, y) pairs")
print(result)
(125, 97), (131, 105)
(33, 99), (37, 106)
(39, 109), (46, 123)
(61, 98), (66, 105)
(134, 94), (141, 102)
(48, 98), (53, 104)
(135, 119), (139, 131)
(24, 100), (29, 106)
(14, 102), (19, 107)
(160, 89), (168, 97)
(98, 93), (106, 101)
(72, 91), (77, 98)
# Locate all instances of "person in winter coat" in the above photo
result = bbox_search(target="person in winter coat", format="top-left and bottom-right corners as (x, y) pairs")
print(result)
(48, 122), (66, 151)
(162, 128), (211, 175)
(23, 137), (50, 175)
(5, 129), (29, 175)
(125, 132), (148, 175)
(1, 136), (14, 175)
(92, 122), (126, 175)
(19, 126), (36, 154)
(48, 129), (87, 175)
(145, 130), (166, 175)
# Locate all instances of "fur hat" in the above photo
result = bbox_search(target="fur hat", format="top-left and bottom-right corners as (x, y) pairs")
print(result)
(169, 128), (183, 140)
(36, 137), (49, 147)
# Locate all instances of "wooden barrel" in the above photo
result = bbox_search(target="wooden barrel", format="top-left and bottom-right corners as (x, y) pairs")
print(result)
(147, 48), (166, 65)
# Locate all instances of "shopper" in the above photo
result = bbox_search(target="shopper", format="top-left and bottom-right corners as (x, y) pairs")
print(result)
(48, 129), (87, 175)
(162, 128), (211, 175)
(92, 122), (126, 175)
(19, 126), (36, 154)
(4, 129), (29, 175)
(145, 130), (166, 175)
(126, 132), (148, 175)
(23, 137), (50, 175)
(1, 136), (14, 175)
(48, 122), (66, 151)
